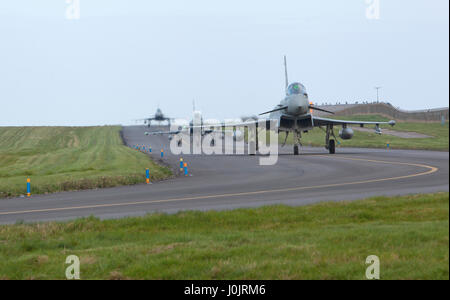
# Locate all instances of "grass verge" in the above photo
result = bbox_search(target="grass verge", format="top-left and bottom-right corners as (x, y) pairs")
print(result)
(271, 115), (448, 151)
(0, 193), (447, 279)
(0, 126), (171, 198)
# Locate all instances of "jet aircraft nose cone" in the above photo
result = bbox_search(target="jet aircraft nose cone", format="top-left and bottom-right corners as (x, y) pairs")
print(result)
(287, 95), (308, 115)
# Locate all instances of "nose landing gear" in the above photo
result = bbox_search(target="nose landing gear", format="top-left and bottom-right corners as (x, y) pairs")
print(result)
(293, 130), (301, 155)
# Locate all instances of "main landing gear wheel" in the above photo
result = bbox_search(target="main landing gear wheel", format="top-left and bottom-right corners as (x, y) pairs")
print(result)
(328, 139), (336, 154)
(294, 145), (299, 155)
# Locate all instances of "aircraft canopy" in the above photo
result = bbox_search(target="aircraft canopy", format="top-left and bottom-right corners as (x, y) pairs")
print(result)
(287, 83), (306, 96)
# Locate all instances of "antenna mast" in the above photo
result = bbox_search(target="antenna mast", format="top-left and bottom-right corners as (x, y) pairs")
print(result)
(284, 55), (289, 90)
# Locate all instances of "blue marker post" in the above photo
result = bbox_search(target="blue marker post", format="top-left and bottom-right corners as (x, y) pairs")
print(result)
(180, 158), (184, 171)
(161, 149), (164, 158)
(149, 147), (152, 153)
(146, 168), (150, 184)
(184, 162), (188, 176)
(26, 178), (31, 197)
(387, 141), (390, 150)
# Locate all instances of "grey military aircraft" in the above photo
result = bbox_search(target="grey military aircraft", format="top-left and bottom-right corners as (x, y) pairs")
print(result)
(145, 110), (244, 145)
(138, 108), (172, 128)
(234, 56), (396, 155)
(144, 57), (395, 155)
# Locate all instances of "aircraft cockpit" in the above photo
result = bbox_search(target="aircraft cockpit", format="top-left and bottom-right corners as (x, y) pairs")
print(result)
(287, 83), (307, 96)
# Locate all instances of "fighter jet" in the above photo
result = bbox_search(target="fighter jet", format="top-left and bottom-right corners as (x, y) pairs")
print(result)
(137, 108), (172, 128)
(145, 57), (395, 155)
(145, 110), (244, 146)
(146, 110), (208, 136)
(192, 56), (395, 155)
(239, 56), (396, 155)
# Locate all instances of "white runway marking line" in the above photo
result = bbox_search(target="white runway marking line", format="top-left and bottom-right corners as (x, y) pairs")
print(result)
(0, 157), (439, 216)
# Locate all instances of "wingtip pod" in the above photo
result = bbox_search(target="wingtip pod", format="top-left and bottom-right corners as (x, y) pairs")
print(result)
(389, 120), (396, 126)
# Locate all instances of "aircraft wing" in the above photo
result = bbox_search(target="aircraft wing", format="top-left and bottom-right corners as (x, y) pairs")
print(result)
(189, 120), (277, 129)
(312, 116), (396, 127)
(145, 130), (181, 136)
(135, 117), (156, 123)
(144, 119), (278, 137)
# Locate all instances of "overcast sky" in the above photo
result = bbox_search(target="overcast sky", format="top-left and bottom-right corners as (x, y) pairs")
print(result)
(0, 0), (448, 126)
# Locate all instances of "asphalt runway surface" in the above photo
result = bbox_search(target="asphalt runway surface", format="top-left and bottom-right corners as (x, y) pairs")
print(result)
(0, 125), (448, 224)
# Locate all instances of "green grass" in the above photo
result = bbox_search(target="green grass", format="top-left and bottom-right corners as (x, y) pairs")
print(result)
(0, 126), (171, 198)
(0, 193), (447, 280)
(269, 115), (448, 151)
